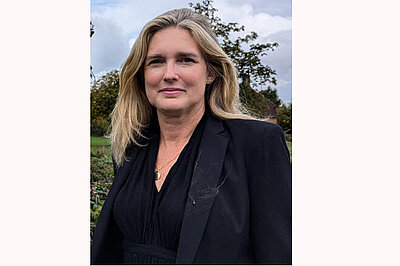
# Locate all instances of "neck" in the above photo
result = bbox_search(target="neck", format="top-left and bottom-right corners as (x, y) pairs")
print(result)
(157, 105), (205, 148)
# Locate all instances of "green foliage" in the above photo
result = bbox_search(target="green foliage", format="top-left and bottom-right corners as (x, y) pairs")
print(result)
(286, 140), (292, 162)
(90, 136), (113, 242)
(90, 70), (120, 136)
(91, 136), (111, 147)
(91, 136), (112, 160)
(277, 102), (292, 134)
(90, 154), (114, 242)
(91, 155), (113, 181)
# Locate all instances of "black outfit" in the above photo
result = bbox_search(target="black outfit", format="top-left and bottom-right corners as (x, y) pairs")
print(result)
(91, 112), (292, 265)
(112, 114), (206, 264)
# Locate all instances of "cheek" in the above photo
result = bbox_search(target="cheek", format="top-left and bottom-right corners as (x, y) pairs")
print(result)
(144, 87), (156, 107)
(144, 70), (161, 88)
(185, 70), (207, 87)
(143, 72), (157, 103)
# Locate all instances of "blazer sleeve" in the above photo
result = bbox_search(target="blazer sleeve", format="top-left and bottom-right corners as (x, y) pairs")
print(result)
(246, 123), (292, 264)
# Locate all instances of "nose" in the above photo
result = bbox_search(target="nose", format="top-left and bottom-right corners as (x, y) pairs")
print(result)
(163, 61), (178, 82)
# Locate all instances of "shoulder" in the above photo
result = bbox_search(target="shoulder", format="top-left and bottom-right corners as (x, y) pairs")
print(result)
(220, 118), (287, 160)
(222, 118), (284, 139)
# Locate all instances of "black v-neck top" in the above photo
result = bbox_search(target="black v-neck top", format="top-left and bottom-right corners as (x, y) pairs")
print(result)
(113, 113), (207, 264)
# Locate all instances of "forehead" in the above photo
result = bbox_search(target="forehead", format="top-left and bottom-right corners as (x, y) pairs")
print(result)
(147, 27), (202, 56)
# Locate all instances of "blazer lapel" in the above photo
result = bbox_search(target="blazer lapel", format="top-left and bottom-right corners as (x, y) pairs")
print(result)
(176, 116), (229, 264)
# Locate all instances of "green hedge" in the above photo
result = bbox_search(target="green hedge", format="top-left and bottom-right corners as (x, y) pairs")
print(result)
(90, 154), (113, 242)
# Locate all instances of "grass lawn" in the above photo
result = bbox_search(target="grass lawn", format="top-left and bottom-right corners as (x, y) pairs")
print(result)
(91, 136), (111, 157)
(91, 136), (111, 146)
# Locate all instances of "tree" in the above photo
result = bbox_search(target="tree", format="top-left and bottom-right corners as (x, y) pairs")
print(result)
(91, 70), (120, 136)
(189, 0), (280, 117)
(90, 21), (95, 80)
(90, 21), (95, 37)
(277, 102), (292, 134)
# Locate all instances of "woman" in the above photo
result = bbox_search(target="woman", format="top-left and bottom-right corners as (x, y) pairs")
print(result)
(91, 8), (291, 265)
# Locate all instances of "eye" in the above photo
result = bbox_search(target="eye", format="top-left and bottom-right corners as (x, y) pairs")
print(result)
(147, 59), (163, 66)
(180, 58), (195, 63)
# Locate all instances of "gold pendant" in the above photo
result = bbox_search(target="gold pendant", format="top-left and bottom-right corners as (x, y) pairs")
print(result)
(154, 170), (161, 180)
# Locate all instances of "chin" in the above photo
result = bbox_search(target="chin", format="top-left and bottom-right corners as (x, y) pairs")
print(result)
(153, 99), (205, 116)
(156, 104), (187, 114)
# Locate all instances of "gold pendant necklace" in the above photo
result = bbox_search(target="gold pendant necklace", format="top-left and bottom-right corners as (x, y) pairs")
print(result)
(154, 152), (180, 180)
(154, 170), (162, 180)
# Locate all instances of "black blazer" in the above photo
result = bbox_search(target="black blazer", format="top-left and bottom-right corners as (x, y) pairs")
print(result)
(91, 114), (292, 265)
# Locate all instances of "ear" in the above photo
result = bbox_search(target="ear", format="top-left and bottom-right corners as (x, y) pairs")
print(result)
(206, 72), (216, 84)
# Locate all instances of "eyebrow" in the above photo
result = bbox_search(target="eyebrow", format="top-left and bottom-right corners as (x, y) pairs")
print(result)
(145, 52), (200, 61)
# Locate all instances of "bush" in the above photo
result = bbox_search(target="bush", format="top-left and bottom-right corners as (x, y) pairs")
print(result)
(90, 70), (119, 137)
(91, 155), (113, 181)
(90, 155), (114, 242)
(285, 133), (292, 143)
(91, 117), (110, 137)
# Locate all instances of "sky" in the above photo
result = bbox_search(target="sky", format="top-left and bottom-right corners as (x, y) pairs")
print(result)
(91, 0), (292, 103)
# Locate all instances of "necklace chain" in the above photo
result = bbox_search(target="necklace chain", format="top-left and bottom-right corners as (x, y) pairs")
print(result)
(154, 152), (181, 180)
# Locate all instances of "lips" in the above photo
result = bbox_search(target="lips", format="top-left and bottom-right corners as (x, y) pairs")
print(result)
(159, 88), (184, 95)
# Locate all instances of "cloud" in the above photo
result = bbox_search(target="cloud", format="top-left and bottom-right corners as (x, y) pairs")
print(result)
(90, 14), (131, 75)
(214, 0), (291, 38)
(239, 12), (291, 37)
(91, 0), (193, 36)
(261, 30), (292, 102)
(214, 0), (292, 17)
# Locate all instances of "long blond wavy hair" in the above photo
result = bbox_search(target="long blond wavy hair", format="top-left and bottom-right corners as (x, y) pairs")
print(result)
(110, 8), (252, 166)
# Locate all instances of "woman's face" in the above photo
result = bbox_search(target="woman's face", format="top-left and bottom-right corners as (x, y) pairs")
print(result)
(144, 27), (214, 116)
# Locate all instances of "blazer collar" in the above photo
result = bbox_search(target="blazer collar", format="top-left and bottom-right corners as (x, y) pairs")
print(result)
(176, 115), (229, 264)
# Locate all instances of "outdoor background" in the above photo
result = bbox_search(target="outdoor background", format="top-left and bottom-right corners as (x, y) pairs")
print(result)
(90, 0), (293, 242)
